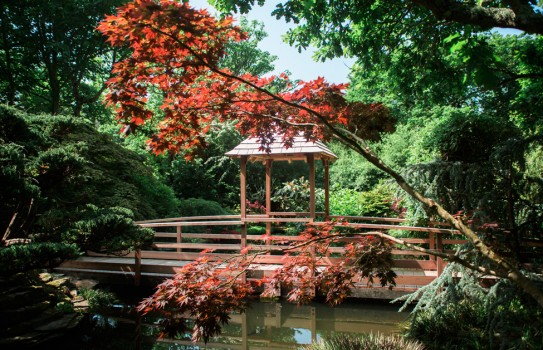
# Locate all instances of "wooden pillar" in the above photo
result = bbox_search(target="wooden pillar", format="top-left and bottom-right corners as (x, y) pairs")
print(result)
(308, 154), (316, 297)
(240, 156), (248, 220)
(265, 159), (273, 243)
(308, 154), (316, 221)
(240, 156), (249, 284)
(323, 159), (330, 220)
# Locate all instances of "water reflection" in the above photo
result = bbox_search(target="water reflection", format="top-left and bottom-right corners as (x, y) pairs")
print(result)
(78, 301), (409, 350)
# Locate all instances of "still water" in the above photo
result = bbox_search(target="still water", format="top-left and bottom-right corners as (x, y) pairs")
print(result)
(70, 298), (410, 350)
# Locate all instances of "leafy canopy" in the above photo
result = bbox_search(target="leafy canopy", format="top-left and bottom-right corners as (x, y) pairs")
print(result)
(97, 0), (395, 156)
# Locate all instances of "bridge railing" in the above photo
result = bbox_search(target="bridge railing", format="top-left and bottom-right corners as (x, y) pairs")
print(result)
(133, 214), (467, 288)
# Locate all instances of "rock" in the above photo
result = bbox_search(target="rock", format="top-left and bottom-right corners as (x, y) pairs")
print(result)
(35, 313), (82, 331)
(73, 299), (89, 310)
(46, 277), (70, 288)
(71, 277), (99, 290)
(0, 288), (46, 310)
(38, 272), (53, 283)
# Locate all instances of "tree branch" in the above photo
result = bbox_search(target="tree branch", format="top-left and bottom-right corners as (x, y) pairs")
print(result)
(411, 0), (543, 34)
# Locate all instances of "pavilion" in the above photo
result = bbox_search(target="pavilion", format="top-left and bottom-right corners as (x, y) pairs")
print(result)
(226, 135), (338, 224)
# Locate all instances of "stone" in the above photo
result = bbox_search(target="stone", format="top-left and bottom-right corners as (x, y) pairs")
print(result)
(35, 313), (82, 331)
(71, 278), (99, 290)
(39, 272), (54, 283)
(46, 277), (70, 288)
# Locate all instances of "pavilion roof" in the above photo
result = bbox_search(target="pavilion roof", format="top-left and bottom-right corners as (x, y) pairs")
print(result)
(225, 136), (337, 162)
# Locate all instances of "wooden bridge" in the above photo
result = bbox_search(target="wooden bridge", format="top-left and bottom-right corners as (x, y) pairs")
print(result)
(56, 213), (467, 299)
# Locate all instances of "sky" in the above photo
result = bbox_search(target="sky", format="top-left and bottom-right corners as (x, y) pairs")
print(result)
(190, 0), (356, 84)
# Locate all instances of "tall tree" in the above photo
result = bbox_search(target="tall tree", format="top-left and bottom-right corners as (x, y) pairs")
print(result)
(0, 0), (126, 116)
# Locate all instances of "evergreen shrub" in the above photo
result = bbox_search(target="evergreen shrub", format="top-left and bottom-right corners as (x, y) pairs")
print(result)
(178, 198), (232, 217)
(0, 242), (80, 276)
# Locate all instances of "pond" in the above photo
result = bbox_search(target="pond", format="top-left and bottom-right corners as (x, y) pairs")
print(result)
(63, 287), (411, 350)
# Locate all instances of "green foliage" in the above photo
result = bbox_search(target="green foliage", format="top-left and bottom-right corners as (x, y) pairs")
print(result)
(79, 288), (118, 312)
(0, 105), (177, 252)
(58, 204), (154, 253)
(301, 332), (424, 350)
(329, 183), (400, 217)
(0, 0), (127, 116)
(272, 176), (316, 212)
(55, 301), (75, 313)
(0, 243), (80, 276)
(178, 198), (232, 217)
(246, 225), (267, 235)
(398, 263), (543, 349)
(328, 142), (384, 191)
(422, 107), (516, 163)
(219, 17), (278, 76)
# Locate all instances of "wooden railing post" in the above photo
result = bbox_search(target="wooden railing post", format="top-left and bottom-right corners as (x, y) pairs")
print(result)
(429, 231), (436, 258)
(436, 232), (444, 276)
(176, 225), (182, 254)
(134, 248), (141, 286)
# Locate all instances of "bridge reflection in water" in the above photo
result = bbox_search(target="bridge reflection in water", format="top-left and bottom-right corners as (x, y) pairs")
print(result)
(127, 301), (410, 350)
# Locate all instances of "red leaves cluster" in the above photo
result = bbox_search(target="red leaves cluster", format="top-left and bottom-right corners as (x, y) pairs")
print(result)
(137, 255), (253, 342)
(261, 221), (397, 306)
(97, 0), (395, 157)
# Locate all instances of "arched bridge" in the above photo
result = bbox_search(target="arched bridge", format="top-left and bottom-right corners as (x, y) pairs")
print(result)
(57, 213), (472, 299)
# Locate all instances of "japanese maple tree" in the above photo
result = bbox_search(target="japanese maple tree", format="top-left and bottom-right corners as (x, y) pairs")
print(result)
(98, 0), (543, 340)
(97, 0), (394, 157)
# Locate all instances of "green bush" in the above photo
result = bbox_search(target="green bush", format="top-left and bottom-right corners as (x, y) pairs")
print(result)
(79, 288), (118, 312)
(400, 263), (543, 349)
(329, 183), (401, 217)
(0, 105), (180, 243)
(178, 198), (232, 217)
(58, 204), (155, 253)
(301, 333), (424, 350)
(272, 176), (320, 213)
(0, 242), (80, 276)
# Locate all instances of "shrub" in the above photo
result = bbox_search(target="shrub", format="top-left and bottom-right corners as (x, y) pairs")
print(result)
(301, 333), (424, 350)
(399, 263), (543, 349)
(272, 176), (315, 213)
(0, 242), (80, 276)
(329, 183), (402, 217)
(57, 204), (154, 253)
(178, 198), (232, 217)
(79, 288), (118, 312)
